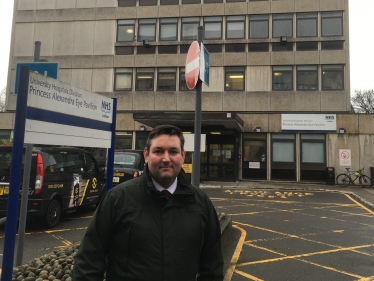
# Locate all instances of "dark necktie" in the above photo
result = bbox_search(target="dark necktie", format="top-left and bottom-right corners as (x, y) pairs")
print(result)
(161, 189), (171, 199)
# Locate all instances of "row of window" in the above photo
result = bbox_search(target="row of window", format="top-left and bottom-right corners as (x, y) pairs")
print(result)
(114, 65), (344, 92)
(117, 12), (343, 43)
(118, 0), (324, 6)
(116, 41), (344, 55)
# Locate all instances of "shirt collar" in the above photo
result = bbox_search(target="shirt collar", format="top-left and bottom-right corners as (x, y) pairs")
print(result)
(151, 177), (177, 194)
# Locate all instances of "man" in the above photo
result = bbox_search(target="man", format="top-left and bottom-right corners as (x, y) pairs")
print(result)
(73, 125), (223, 281)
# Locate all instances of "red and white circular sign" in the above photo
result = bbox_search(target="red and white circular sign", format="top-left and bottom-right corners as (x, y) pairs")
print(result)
(185, 41), (200, 90)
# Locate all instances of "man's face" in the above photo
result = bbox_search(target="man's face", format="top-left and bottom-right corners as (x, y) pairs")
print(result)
(144, 134), (186, 188)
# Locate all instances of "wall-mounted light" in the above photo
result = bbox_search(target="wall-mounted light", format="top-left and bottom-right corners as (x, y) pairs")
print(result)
(280, 36), (287, 45)
(339, 128), (346, 134)
(140, 126), (145, 131)
(255, 127), (261, 132)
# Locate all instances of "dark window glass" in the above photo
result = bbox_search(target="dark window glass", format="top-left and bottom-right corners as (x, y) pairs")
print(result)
(135, 131), (149, 150)
(115, 133), (133, 150)
(160, 18), (178, 41)
(297, 65), (318, 91)
(204, 44), (222, 53)
(322, 12), (343, 36)
(249, 15), (269, 38)
(296, 42), (318, 51)
(181, 17), (199, 40)
(157, 68), (177, 91)
(273, 14), (293, 38)
(322, 65), (344, 90)
(248, 43), (269, 52)
(297, 13), (317, 37)
(225, 44), (245, 52)
(204, 0), (222, 3)
(115, 68), (133, 91)
(182, 0), (200, 3)
(118, 0), (136, 7)
(161, 0), (179, 4)
(137, 46), (156, 54)
(225, 66), (245, 91)
(321, 41), (344, 50)
(139, 0), (157, 5)
(204, 17), (222, 39)
(136, 68), (154, 91)
(226, 15), (245, 39)
(179, 68), (194, 91)
(138, 19), (156, 42)
(117, 20), (135, 42)
(226, 0), (246, 2)
(116, 46), (134, 55)
(272, 42), (293, 51)
(158, 45), (178, 54)
(180, 45), (190, 53)
(273, 66), (293, 91)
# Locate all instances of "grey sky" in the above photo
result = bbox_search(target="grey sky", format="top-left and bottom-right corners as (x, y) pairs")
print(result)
(0, 0), (373, 95)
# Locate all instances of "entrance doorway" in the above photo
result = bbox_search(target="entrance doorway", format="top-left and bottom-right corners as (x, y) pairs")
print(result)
(201, 134), (236, 182)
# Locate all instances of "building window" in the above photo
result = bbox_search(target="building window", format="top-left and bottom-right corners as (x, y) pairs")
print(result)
(0, 130), (11, 141)
(115, 132), (133, 150)
(273, 14), (293, 38)
(135, 131), (149, 150)
(226, 15), (245, 39)
(181, 17), (200, 40)
(227, 0), (246, 2)
(160, 0), (179, 4)
(271, 133), (296, 180)
(180, 44), (190, 53)
(157, 68), (176, 91)
(322, 12), (343, 36)
(117, 20), (135, 42)
(248, 43), (269, 52)
(297, 13), (317, 37)
(204, 0), (222, 2)
(322, 65), (344, 90)
(182, 0), (200, 3)
(179, 67), (194, 91)
(225, 44), (245, 52)
(225, 67), (245, 91)
(321, 41), (344, 50)
(272, 42), (293, 51)
(136, 68), (154, 91)
(297, 65), (318, 91)
(118, 0), (136, 6)
(249, 15), (269, 38)
(116, 46), (134, 55)
(137, 46), (156, 54)
(273, 66), (293, 91)
(158, 45), (178, 54)
(204, 17), (222, 39)
(114, 68), (133, 91)
(139, 0), (157, 5)
(160, 18), (178, 41)
(138, 19), (156, 42)
(296, 42), (318, 51)
(204, 44), (222, 53)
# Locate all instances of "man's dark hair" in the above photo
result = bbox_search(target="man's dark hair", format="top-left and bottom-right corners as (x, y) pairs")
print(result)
(146, 125), (185, 151)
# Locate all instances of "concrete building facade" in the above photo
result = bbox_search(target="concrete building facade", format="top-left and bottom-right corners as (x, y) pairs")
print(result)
(4, 0), (374, 183)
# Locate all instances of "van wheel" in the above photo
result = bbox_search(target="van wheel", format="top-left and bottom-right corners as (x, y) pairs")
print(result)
(45, 200), (61, 228)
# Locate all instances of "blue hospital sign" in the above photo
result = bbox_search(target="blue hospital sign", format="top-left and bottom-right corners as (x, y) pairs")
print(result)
(199, 43), (210, 86)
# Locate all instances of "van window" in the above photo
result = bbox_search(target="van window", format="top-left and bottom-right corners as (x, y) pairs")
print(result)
(114, 154), (136, 165)
(65, 153), (84, 173)
(0, 152), (11, 172)
(85, 154), (97, 173)
(46, 153), (65, 173)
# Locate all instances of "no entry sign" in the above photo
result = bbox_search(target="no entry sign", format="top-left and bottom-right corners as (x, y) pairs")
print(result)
(185, 41), (200, 89)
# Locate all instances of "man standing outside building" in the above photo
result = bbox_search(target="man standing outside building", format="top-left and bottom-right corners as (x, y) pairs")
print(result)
(73, 125), (223, 281)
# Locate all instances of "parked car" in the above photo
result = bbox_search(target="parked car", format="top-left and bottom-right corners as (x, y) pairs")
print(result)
(112, 150), (145, 186)
(0, 146), (106, 228)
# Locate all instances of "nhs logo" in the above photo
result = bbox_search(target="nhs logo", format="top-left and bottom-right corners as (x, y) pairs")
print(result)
(325, 115), (334, 122)
(101, 101), (111, 119)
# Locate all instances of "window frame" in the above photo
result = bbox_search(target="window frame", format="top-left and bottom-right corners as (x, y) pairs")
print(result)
(117, 19), (135, 42)
(296, 13), (318, 38)
(204, 16), (223, 40)
(181, 17), (200, 41)
(249, 14), (269, 39)
(296, 65), (318, 91)
(138, 18), (157, 42)
(272, 66), (293, 91)
(321, 11), (343, 37)
(225, 66), (245, 91)
(226, 15), (246, 39)
(272, 13), (293, 38)
(136, 68), (155, 91)
(322, 64), (344, 91)
(159, 18), (178, 41)
(114, 68), (133, 91)
(157, 68), (177, 91)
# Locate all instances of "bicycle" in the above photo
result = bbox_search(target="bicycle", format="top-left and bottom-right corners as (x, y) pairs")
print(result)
(336, 167), (372, 187)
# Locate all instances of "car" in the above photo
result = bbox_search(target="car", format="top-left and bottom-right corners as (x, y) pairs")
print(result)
(0, 146), (106, 228)
(112, 150), (145, 186)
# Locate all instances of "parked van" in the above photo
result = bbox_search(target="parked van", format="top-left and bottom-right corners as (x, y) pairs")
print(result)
(0, 146), (106, 228)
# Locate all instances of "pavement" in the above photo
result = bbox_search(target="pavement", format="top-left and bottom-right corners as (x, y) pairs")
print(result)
(200, 180), (374, 210)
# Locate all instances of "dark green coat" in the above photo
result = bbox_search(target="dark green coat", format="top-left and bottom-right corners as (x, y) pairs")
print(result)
(73, 167), (223, 281)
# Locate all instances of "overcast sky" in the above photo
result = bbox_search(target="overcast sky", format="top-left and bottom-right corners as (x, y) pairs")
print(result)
(0, 0), (373, 95)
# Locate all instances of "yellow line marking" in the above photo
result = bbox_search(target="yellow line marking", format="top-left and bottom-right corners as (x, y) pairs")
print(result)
(345, 194), (374, 215)
(223, 225), (246, 281)
(80, 179), (90, 205)
(234, 269), (264, 281)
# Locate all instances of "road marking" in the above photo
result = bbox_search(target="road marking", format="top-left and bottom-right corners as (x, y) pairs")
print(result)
(234, 269), (264, 281)
(345, 194), (374, 215)
(223, 225), (246, 281)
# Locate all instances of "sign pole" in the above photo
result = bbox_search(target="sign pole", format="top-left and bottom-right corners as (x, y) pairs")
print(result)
(191, 26), (204, 187)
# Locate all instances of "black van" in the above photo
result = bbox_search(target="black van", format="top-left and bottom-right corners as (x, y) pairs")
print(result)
(0, 146), (106, 228)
